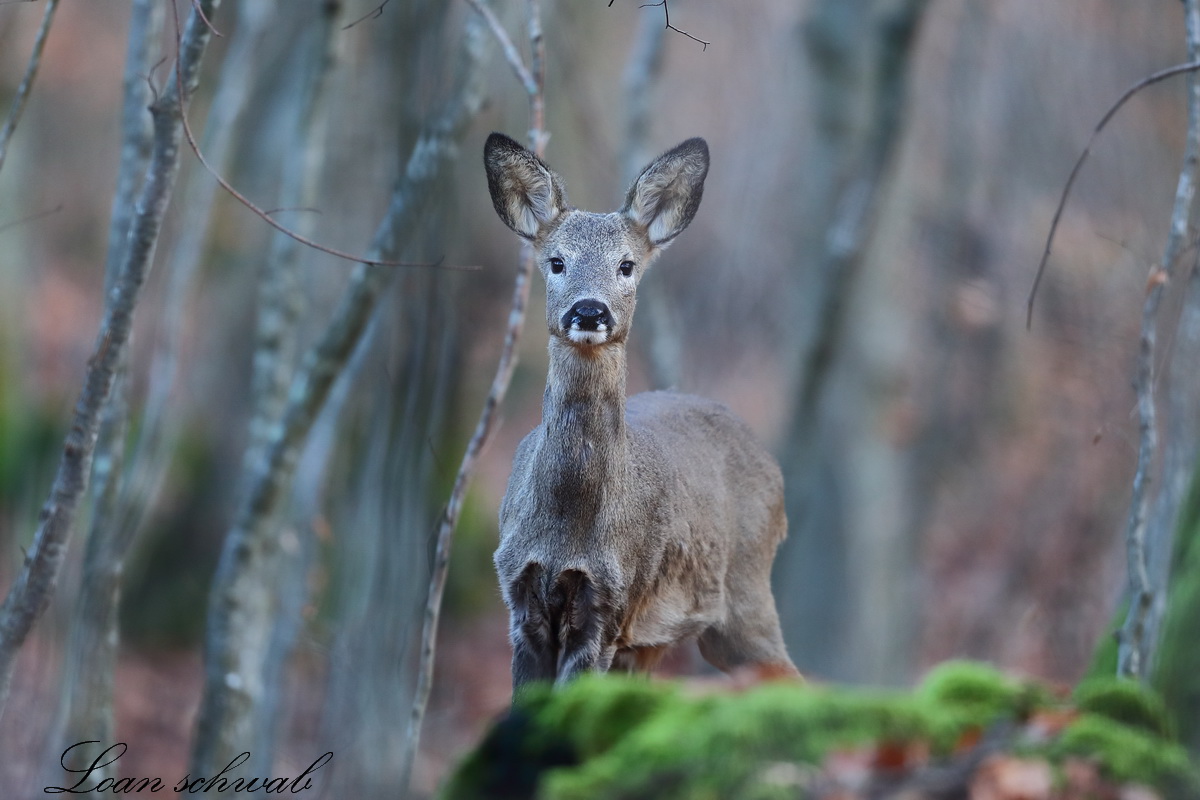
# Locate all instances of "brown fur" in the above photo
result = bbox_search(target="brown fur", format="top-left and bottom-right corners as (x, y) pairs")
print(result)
(484, 133), (799, 692)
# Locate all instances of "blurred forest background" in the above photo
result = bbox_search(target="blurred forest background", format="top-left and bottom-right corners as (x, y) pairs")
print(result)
(0, 0), (1197, 797)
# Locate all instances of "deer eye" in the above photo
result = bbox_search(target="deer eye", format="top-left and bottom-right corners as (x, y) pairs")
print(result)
(549, 257), (565, 274)
(619, 260), (634, 277)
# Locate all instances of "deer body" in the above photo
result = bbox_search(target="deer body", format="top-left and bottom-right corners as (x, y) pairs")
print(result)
(485, 133), (797, 691)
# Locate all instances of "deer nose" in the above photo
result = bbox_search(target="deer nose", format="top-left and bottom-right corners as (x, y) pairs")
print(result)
(563, 299), (612, 333)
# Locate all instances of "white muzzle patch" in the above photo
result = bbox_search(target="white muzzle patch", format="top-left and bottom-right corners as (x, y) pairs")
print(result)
(567, 323), (609, 345)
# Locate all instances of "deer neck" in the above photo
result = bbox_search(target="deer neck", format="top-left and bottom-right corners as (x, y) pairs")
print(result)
(541, 338), (629, 482)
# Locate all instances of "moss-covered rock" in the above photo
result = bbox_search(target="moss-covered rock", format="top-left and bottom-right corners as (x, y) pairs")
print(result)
(441, 662), (1200, 800)
(1072, 677), (1172, 737)
(1054, 713), (1195, 793)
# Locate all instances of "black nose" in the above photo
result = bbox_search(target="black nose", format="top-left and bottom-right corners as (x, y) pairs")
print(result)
(562, 299), (612, 332)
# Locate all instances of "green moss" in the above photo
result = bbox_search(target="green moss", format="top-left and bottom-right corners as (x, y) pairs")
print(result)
(442, 663), (1199, 800)
(1085, 610), (1121, 680)
(1072, 677), (1172, 738)
(464, 678), (958, 800)
(1054, 714), (1197, 794)
(529, 674), (686, 757)
(918, 659), (1046, 725)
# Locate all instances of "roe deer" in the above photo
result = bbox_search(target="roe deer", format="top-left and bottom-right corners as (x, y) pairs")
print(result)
(485, 132), (799, 692)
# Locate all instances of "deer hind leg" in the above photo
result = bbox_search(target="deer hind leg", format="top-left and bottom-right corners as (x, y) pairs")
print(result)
(698, 579), (801, 681)
(611, 644), (670, 675)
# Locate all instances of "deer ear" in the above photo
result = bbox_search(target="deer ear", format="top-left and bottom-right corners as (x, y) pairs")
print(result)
(484, 133), (567, 240)
(622, 137), (709, 247)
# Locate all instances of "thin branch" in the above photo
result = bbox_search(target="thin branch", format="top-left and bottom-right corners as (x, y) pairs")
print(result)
(527, 0), (545, 149)
(1117, 0), (1200, 681)
(637, 0), (708, 51)
(0, 0), (61, 175)
(0, 203), (62, 234)
(0, 0), (222, 721)
(1026, 58), (1200, 329)
(261, 205), (321, 217)
(177, 93), (466, 271)
(342, 0), (390, 30)
(190, 0), (223, 37)
(463, 0), (537, 96)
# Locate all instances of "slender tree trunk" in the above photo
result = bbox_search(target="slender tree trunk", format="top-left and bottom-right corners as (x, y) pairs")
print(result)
(234, 1), (338, 776)
(774, 0), (929, 683)
(190, 4), (492, 777)
(1119, 0), (1200, 679)
(119, 0), (278, 544)
(41, 0), (164, 785)
(619, 12), (678, 389)
(0, 0), (222, 720)
(401, 1), (545, 789)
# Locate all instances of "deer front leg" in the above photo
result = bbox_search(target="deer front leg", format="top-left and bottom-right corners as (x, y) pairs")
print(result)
(508, 563), (558, 695)
(552, 569), (616, 686)
(556, 639), (616, 686)
(510, 627), (557, 694)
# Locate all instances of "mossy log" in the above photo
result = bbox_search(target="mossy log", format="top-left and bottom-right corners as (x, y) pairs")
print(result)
(442, 661), (1198, 800)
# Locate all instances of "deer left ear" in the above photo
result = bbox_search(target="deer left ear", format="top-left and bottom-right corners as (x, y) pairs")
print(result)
(622, 137), (709, 247)
(485, 132), (568, 240)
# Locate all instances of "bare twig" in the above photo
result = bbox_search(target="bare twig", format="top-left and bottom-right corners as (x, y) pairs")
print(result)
(342, 0), (391, 30)
(1026, 58), (1200, 329)
(639, 0), (708, 51)
(0, 0), (61, 175)
(610, 0), (708, 51)
(0, 0), (222, 720)
(1117, 0), (1200, 680)
(260, 205), (321, 217)
(0, 203), (62, 234)
(177, 95), (463, 271)
(402, 0), (546, 791)
(190, 0), (223, 37)
(463, 0), (537, 97)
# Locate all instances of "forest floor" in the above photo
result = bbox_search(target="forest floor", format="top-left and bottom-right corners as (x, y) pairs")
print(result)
(4, 611), (524, 797)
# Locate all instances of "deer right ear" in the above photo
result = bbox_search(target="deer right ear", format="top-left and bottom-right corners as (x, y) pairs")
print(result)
(622, 137), (709, 247)
(484, 133), (567, 240)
